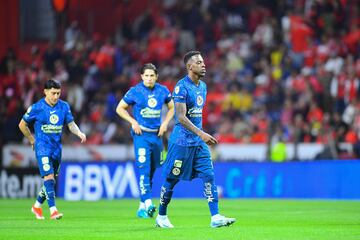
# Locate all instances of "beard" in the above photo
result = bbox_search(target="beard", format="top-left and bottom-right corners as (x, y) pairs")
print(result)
(198, 69), (206, 77)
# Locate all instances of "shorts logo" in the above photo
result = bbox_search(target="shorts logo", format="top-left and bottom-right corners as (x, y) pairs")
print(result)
(174, 160), (182, 168)
(147, 98), (157, 108)
(138, 148), (146, 163)
(174, 86), (180, 94)
(26, 106), (32, 114)
(49, 114), (59, 124)
(43, 164), (50, 171)
(138, 155), (146, 163)
(172, 168), (180, 176)
(138, 148), (146, 156)
(41, 157), (49, 164)
(197, 96), (203, 106)
(41, 157), (50, 171)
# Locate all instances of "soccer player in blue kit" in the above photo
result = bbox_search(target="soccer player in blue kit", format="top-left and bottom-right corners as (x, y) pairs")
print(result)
(155, 51), (236, 228)
(18, 79), (87, 220)
(116, 63), (174, 218)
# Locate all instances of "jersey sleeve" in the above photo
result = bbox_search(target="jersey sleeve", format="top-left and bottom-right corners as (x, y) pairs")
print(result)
(164, 87), (172, 104)
(64, 102), (75, 124)
(172, 83), (187, 103)
(122, 87), (136, 105)
(22, 104), (38, 124)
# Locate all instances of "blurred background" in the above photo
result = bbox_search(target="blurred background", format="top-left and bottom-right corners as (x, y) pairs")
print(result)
(0, 0), (359, 200)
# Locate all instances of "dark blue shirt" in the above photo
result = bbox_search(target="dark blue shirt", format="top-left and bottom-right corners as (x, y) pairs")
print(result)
(23, 98), (74, 155)
(169, 75), (207, 146)
(122, 82), (172, 131)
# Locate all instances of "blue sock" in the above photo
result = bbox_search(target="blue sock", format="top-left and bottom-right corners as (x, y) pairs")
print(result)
(139, 173), (151, 202)
(44, 179), (56, 208)
(159, 178), (178, 215)
(203, 176), (219, 216)
(36, 186), (46, 204)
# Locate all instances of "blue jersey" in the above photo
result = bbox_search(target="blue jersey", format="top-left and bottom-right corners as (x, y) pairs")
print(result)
(22, 98), (74, 156)
(122, 82), (172, 131)
(169, 75), (207, 146)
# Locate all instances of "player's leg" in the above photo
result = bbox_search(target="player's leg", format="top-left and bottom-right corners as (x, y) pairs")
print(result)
(192, 143), (219, 215)
(39, 155), (62, 220)
(156, 177), (178, 228)
(32, 155), (53, 219)
(134, 134), (153, 218)
(145, 136), (164, 217)
(194, 143), (236, 228)
(31, 186), (46, 219)
(156, 143), (194, 228)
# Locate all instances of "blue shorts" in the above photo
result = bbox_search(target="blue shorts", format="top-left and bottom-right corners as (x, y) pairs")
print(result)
(132, 131), (163, 171)
(36, 153), (61, 177)
(35, 144), (62, 177)
(163, 142), (214, 181)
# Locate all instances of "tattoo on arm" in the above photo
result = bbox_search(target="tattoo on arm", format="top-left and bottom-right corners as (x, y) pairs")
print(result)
(68, 121), (81, 135)
(175, 102), (202, 136)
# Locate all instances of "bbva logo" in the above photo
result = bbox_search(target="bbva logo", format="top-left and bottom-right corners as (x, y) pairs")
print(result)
(64, 163), (139, 201)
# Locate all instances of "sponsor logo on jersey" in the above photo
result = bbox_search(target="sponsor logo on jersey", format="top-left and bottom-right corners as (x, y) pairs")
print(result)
(140, 107), (161, 118)
(41, 124), (63, 133)
(187, 107), (202, 117)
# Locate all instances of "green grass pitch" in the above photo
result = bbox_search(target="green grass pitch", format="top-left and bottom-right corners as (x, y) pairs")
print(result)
(0, 199), (359, 240)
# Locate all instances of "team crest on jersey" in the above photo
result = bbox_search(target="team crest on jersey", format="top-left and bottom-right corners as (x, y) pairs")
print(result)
(172, 167), (180, 176)
(147, 98), (157, 108)
(197, 96), (203, 106)
(174, 86), (180, 94)
(49, 114), (59, 124)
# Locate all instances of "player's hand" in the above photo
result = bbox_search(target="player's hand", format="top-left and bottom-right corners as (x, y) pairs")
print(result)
(132, 121), (142, 135)
(158, 123), (168, 137)
(78, 132), (87, 143)
(29, 138), (35, 150)
(200, 132), (218, 146)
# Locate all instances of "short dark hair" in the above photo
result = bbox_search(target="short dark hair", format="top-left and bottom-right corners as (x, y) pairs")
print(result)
(183, 50), (201, 65)
(44, 79), (61, 89)
(141, 63), (158, 75)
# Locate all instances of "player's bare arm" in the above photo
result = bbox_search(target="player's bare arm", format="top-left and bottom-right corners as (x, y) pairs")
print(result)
(18, 119), (35, 149)
(175, 102), (218, 145)
(68, 121), (87, 143)
(116, 99), (142, 135)
(158, 99), (175, 137)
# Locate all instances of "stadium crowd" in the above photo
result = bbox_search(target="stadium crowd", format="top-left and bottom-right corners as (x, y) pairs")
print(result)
(1, 0), (360, 159)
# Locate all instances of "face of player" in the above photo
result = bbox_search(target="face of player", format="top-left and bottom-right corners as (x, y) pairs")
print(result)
(44, 88), (61, 106)
(189, 54), (206, 78)
(141, 69), (158, 88)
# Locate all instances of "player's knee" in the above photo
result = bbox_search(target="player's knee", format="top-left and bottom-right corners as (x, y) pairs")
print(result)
(163, 178), (179, 190)
(44, 174), (55, 181)
(201, 173), (215, 184)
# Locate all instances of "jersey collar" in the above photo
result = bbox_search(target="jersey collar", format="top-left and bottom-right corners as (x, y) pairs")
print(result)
(42, 98), (58, 108)
(141, 82), (156, 91)
(185, 75), (200, 87)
